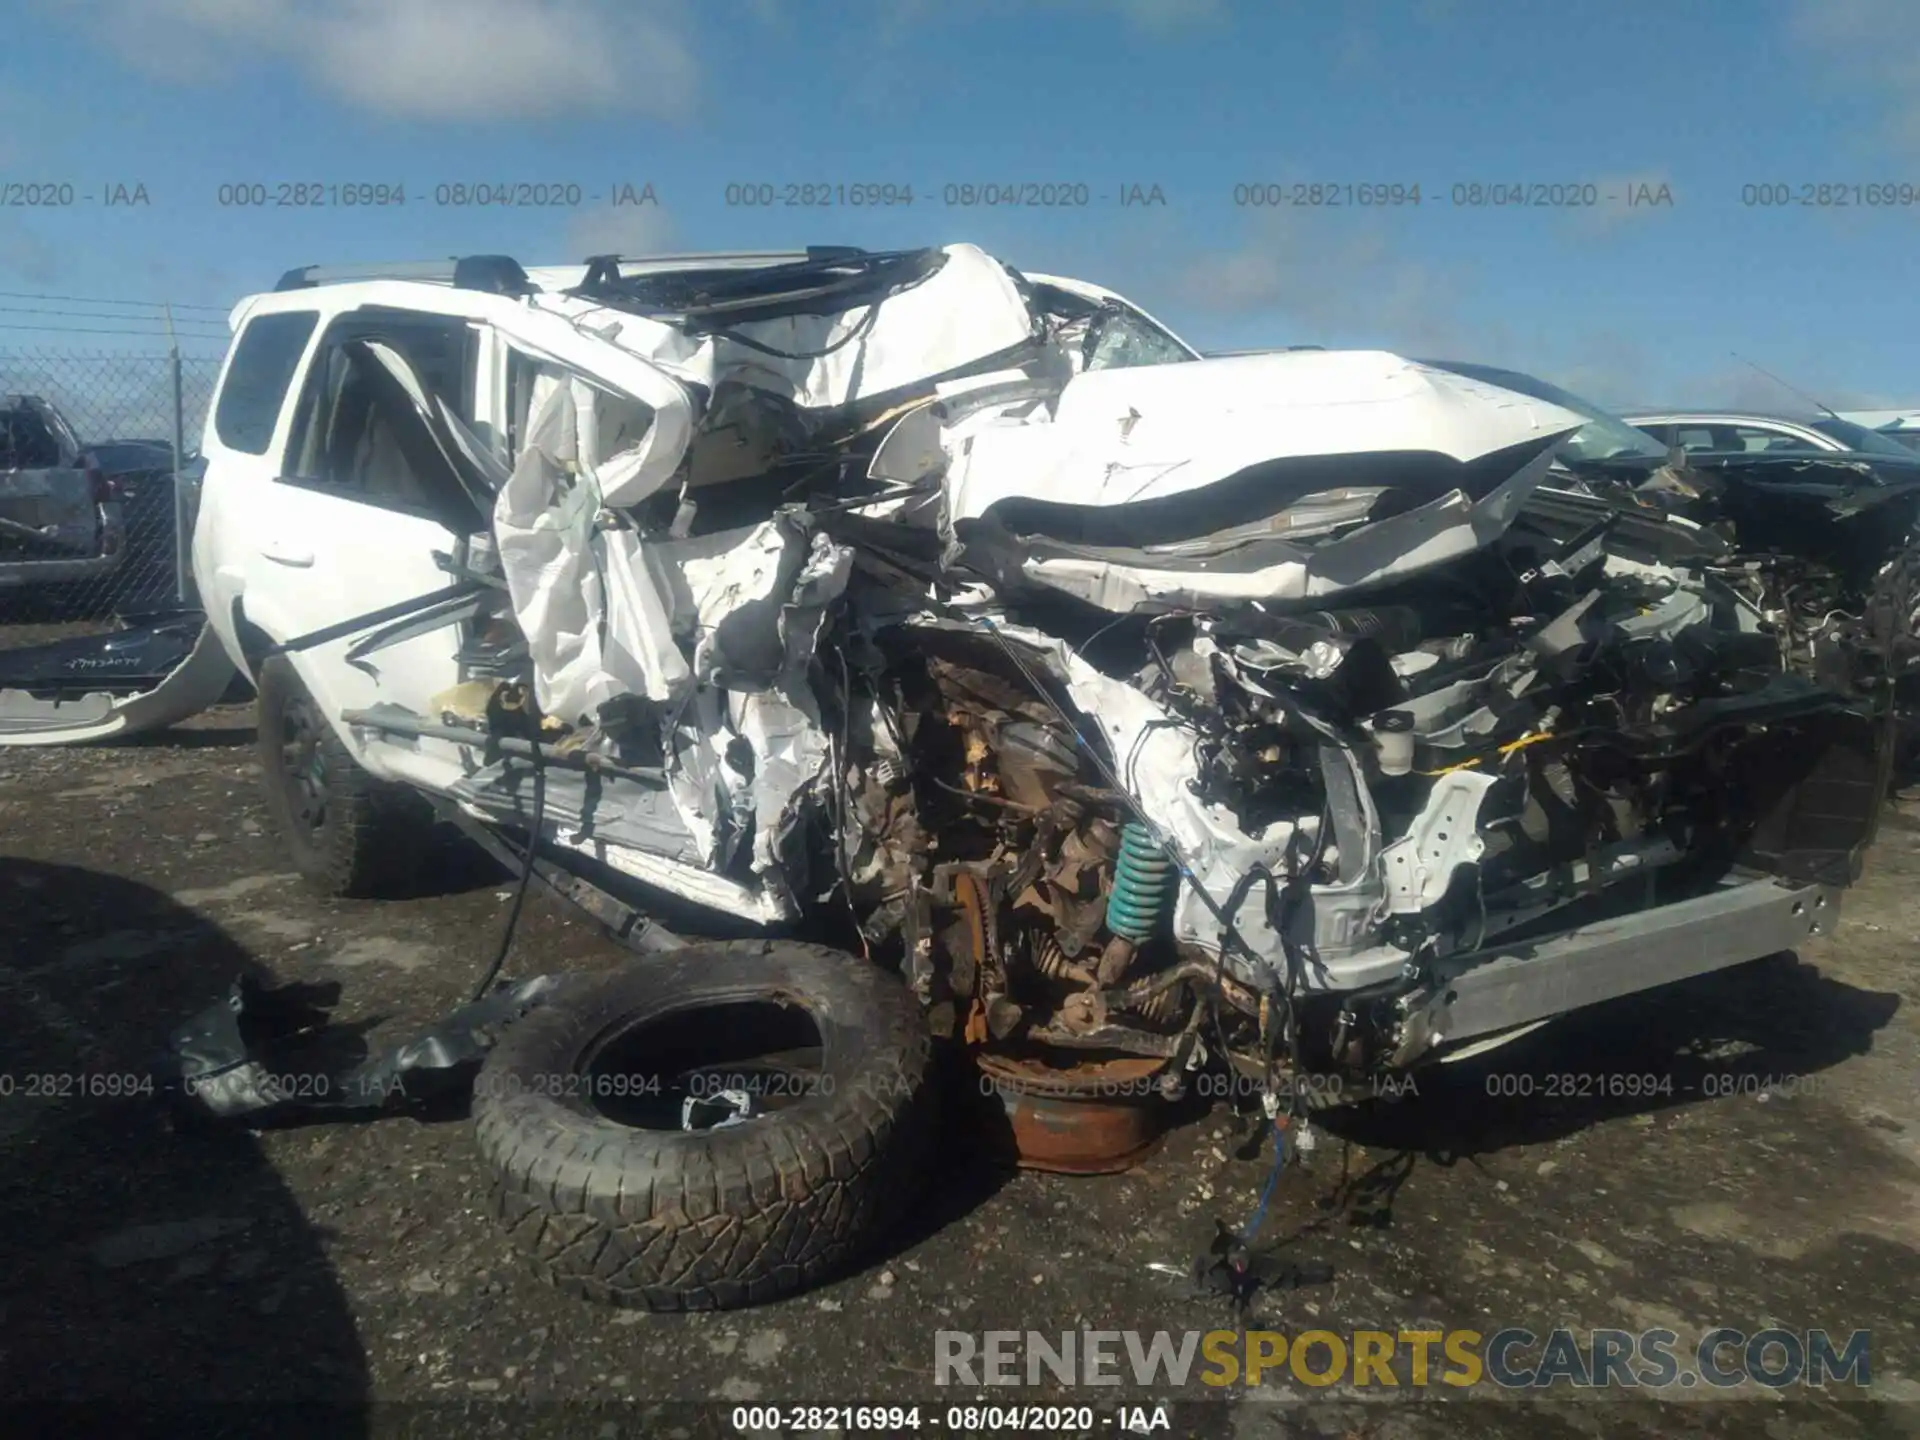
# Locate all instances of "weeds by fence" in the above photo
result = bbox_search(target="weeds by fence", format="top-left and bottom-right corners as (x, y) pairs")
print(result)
(0, 350), (224, 646)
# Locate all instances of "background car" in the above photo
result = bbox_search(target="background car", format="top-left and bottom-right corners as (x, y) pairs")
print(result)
(0, 393), (124, 601)
(80, 438), (202, 609)
(1625, 410), (1920, 469)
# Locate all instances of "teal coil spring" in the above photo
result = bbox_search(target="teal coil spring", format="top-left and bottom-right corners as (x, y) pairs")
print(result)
(1105, 821), (1178, 943)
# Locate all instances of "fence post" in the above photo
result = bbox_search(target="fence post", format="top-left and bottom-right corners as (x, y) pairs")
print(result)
(167, 307), (192, 606)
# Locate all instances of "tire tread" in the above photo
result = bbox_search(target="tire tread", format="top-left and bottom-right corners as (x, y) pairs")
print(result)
(255, 655), (434, 899)
(472, 941), (934, 1310)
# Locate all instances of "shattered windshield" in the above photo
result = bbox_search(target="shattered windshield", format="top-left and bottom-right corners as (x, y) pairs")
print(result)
(1421, 360), (1671, 464)
(1085, 306), (1199, 370)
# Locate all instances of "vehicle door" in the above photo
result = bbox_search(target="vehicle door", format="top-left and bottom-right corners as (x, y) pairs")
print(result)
(223, 307), (490, 788)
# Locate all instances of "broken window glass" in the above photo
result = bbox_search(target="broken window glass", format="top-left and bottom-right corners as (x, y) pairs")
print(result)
(1085, 308), (1198, 371)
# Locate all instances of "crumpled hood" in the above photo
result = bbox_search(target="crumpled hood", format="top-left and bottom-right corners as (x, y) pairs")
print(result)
(936, 351), (1585, 613)
(943, 350), (1585, 520)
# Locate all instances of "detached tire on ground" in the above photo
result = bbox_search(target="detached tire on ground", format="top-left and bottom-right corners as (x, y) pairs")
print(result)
(473, 941), (935, 1310)
(255, 654), (434, 898)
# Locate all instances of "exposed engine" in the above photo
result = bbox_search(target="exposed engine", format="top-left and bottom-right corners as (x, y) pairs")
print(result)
(824, 494), (1883, 1094)
(1559, 453), (1920, 765)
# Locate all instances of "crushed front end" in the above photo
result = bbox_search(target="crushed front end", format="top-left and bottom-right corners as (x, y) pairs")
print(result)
(320, 255), (1882, 1145)
(822, 483), (1883, 1130)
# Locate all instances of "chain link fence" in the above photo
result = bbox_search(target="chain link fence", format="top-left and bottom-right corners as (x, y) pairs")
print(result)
(0, 350), (223, 649)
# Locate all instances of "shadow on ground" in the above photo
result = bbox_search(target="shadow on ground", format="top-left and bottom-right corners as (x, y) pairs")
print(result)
(1294, 950), (1902, 1232)
(0, 857), (369, 1434)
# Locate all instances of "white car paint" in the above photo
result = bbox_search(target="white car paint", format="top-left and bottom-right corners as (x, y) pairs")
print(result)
(944, 350), (1581, 521)
(188, 247), (1606, 961)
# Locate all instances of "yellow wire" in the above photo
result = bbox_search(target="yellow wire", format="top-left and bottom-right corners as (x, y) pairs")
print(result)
(1498, 730), (1555, 757)
(1416, 730), (1554, 776)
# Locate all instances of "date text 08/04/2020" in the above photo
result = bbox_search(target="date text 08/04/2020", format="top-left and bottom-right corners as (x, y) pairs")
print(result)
(729, 1405), (1172, 1432)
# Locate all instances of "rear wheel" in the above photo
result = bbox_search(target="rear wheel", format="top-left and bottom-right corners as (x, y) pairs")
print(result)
(255, 654), (432, 897)
(473, 941), (936, 1310)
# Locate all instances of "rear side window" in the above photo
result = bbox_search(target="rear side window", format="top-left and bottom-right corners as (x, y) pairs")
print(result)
(214, 310), (319, 455)
(0, 408), (62, 469)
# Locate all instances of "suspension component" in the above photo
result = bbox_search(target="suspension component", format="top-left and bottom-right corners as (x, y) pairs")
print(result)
(1036, 928), (1186, 1027)
(1105, 821), (1178, 944)
(1117, 976), (1188, 1028)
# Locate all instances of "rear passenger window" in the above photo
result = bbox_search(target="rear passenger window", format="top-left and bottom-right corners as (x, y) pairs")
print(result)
(214, 311), (319, 455)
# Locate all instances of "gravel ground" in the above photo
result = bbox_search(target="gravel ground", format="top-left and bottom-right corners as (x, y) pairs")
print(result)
(2, 705), (1917, 1438)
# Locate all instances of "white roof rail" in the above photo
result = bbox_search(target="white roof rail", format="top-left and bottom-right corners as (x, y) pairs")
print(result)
(273, 255), (533, 294)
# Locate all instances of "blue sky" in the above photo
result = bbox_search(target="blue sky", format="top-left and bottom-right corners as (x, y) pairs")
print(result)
(2, 0), (1915, 408)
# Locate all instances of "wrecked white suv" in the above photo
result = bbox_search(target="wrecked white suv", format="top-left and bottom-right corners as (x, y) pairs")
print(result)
(189, 244), (1884, 1310)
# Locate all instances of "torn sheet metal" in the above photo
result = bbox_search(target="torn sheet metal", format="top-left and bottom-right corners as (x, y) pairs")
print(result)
(0, 614), (237, 746)
(540, 244), (1037, 413)
(492, 375), (692, 722)
(649, 521), (849, 878)
(964, 444), (1564, 613)
(493, 363), (852, 878)
(156, 973), (581, 1123)
(458, 304), (1865, 1010)
(177, 249), (1884, 1084)
(942, 350), (1583, 524)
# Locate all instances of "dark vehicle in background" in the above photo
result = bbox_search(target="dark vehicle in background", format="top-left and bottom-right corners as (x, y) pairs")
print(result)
(1424, 363), (1920, 769)
(1624, 410), (1920, 475)
(0, 394), (125, 595)
(80, 437), (202, 607)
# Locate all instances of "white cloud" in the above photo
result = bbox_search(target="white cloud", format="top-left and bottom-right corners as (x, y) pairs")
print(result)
(1507, 343), (1908, 415)
(1166, 225), (1902, 413)
(1791, 0), (1920, 153)
(64, 0), (698, 121)
(1170, 208), (1469, 353)
(847, 0), (1225, 36)
(566, 201), (676, 260)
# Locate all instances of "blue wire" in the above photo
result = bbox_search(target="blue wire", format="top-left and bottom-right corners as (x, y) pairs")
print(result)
(1238, 1125), (1289, 1248)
